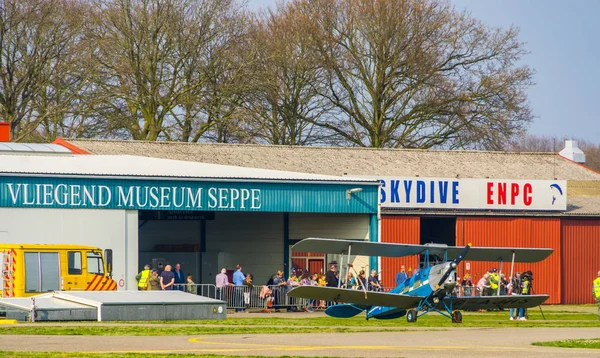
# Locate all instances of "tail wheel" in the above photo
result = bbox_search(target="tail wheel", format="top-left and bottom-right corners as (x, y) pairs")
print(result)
(407, 309), (418, 323)
(451, 310), (462, 324)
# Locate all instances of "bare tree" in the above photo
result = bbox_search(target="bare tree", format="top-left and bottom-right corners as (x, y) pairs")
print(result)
(0, 0), (87, 141)
(243, 4), (330, 145)
(293, 0), (533, 149)
(166, 0), (250, 142)
(87, 0), (241, 141)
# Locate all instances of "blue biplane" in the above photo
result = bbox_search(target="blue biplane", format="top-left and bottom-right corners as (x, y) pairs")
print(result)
(288, 238), (552, 323)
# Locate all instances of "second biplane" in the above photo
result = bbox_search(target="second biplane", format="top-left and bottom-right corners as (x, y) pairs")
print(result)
(288, 238), (552, 323)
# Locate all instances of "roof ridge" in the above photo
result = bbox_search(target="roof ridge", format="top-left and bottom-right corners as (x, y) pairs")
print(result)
(66, 138), (559, 156)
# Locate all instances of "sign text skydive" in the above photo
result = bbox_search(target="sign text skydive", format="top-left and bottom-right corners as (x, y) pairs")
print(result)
(380, 177), (567, 211)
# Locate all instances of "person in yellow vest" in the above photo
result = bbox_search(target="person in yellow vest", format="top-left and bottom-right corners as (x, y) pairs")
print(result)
(488, 268), (499, 296)
(519, 271), (532, 320)
(135, 264), (151, 290)
(593, 270), (600, 321)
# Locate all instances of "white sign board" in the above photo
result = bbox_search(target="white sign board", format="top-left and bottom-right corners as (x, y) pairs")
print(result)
(379, 177), (567, 211)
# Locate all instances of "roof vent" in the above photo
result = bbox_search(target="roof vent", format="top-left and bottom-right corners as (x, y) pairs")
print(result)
(559, 140), (585, 163)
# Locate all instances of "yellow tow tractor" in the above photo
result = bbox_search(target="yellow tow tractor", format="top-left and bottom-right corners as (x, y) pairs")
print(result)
(1, 244), (115, 297)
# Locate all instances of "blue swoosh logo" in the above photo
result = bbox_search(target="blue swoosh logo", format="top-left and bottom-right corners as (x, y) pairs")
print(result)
(550, 184), (563, 196)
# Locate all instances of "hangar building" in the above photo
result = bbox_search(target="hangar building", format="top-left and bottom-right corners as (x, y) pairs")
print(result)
(64, 139), (600, 304)
(0, 145), (379, 290)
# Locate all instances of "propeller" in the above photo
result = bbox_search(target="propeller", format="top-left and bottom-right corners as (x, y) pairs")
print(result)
(434, 243), (471, 291)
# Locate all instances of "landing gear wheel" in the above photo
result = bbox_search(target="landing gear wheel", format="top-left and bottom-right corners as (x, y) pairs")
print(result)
(407, 309), (418, 323)
(451, 310), (462, 324)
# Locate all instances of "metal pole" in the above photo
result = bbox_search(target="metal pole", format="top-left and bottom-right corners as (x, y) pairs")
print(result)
(338, 252), (344, 288)
(497, 260), (503, 296)
(510, 251), (515, 283)
(30, 297), (35, 323)
(347, 245), (352, 289)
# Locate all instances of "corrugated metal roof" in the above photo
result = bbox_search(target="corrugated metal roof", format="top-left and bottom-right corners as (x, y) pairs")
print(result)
(0, 154), (377, 184)
(0, 143), (72, 154)
(65, 139), (600, 181)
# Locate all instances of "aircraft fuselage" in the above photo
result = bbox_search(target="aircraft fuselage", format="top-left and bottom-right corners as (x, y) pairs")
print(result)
(366, 262), (457, 319)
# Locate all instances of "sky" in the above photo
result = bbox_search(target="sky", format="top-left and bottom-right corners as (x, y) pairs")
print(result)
(247, 0), (600, 145)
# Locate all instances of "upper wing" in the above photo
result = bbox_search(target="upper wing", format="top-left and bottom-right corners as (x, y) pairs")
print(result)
(291, 238), (424, 257)
(288, 286), (423, 308)
(439, 295), (549, 311)
(448, 247), (553, 262)
(292, 238), (553, 262)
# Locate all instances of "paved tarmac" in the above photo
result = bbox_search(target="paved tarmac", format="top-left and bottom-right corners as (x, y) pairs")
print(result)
(1, 327), (600, 357)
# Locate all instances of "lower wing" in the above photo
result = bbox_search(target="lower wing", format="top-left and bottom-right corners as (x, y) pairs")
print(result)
(288, 286), (423, 308)
(440, 294), (549, 311)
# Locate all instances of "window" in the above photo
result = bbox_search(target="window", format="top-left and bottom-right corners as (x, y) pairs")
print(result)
(24, 252), (60, 292)
(87, 252), (104, 275)
(24, 253), (40, 293)
(68, 252), (82, 275)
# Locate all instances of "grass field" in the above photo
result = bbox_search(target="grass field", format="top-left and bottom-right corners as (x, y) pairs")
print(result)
(0, 308), (599, 336)
(532, 338), (600, 349)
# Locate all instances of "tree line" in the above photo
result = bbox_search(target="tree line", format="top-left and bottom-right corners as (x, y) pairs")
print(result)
(0, 0), (535, 149)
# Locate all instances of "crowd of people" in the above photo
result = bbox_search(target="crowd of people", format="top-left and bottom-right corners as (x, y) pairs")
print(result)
(135, 261), (546, 320)
(135, 263), (197, 294)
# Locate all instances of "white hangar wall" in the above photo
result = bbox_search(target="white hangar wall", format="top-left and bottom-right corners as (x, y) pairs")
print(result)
(0, 208), (138, 290)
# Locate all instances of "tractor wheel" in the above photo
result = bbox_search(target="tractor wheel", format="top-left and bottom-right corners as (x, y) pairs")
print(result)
(407, 309), (417, 323)
(451, 310), (463, 324)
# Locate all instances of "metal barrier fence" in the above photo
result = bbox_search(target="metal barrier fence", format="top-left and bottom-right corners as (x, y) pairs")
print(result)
(172, 283), (514, 311)
(173, 284), (329, 311)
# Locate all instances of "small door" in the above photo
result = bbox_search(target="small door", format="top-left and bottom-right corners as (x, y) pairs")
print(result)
(63, 251), (83, 290)
(308, 259), (325, 275)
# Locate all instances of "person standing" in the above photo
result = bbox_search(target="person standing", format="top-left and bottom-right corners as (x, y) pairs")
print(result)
(509, 272), (522, 320)
(146, 269), (161, 291)
(135, 264), (151, 291)
(395, 265), (408, 286)
(593, 270), (600, 320)
(271, 270), (286, 311)
(325, 265), (338, 287)
(477, 273), (490, 296)
(368, 270), (383, 292)
(186, 275), (197, 295)
(215, 268), (230, 300)
(233, 264), (246, 312)
(173, 263), (185, 291)
(488, 268), (499, 296)
(462, 273), (473, 297)
(160, 264), (175, 290)
(519, 271), (532, 320)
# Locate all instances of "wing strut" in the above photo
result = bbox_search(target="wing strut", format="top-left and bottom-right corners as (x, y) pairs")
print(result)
(508, 250), (516, 291)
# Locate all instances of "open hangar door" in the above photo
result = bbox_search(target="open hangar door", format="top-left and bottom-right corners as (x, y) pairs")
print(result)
(138, 210), (207, 285)
(380, 215), (456, 289)
(139, 210), (286, 286)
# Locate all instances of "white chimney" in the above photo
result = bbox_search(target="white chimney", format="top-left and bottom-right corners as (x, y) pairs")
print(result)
(559, 140), (586, 163)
